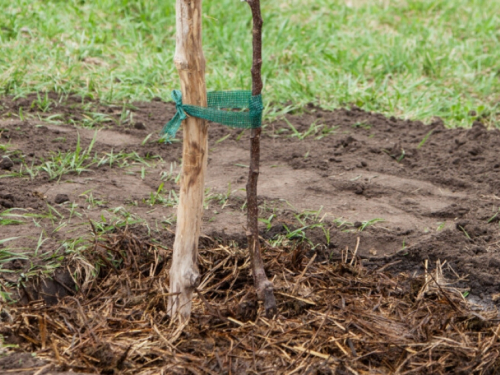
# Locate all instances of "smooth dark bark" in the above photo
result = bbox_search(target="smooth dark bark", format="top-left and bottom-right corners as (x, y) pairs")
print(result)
(245, 0), (277, 318)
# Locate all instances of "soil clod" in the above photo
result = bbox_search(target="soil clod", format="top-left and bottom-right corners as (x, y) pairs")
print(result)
(0, 156), (14, 170)
(54, 193), (70, 204)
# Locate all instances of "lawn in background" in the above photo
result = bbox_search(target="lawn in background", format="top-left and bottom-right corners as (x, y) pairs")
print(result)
(0, 0), (499, 127)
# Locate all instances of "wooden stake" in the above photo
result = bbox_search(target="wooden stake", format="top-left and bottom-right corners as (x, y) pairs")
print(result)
(168, 0), (208, 322)
(246, 0), (277, 318)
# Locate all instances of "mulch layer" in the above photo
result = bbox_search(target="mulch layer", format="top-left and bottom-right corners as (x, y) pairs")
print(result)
(1, 228), (499, 375)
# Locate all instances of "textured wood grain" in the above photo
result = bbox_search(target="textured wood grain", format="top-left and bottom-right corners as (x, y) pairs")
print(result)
(168, 0), (208, 322)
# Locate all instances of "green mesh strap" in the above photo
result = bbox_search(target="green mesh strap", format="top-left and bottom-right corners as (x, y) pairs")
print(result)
(161, 90), (263, 142)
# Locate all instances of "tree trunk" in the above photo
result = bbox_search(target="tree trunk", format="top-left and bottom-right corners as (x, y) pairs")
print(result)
(168, 0), (208, 322)
(246, 0), (277, 318)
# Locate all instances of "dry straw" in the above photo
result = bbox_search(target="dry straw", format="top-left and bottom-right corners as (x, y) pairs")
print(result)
(2, 228), (500, 374)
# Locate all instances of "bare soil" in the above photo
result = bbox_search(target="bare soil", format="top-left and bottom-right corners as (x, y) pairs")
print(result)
(1, 93), (500, 373)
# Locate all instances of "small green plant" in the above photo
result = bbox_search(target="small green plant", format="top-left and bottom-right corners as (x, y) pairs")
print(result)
(0, 209), (24, 225)
(43, 114), (64, 124)
(236, 130), (245, 141)
(119, 104), (132, 125)
(487, 209), (500, 223)
(215, 133), (232, 144)
(61, 237), (88, 256)
(76, 112), (113, 128)
(352, 121), (372, 130)
(97, 149), (122, 167)
(18, 106), (25, 121)
(205, 183), (234, 209)
(0, 143), (12, 152)
(458, 225), (471, 239)
(0, 237), (21, 251)
(21, 160), (38, 180)
(332, 217), (353, 230)
(31, 92), (52, 112)
(143, 185), (179, 208)
(90, 208), (147, 235)
(162, 214), (177, 226)
(97, 149), (153, 169)
(283, 224), (312, 244)
(141, 133), (154, 145)
(322, 225), (331, 246)
(268, 233), (286, 248)
(0, 162), (37, 180)
(2, 205), (63, 226)
(294, 207), (324, 226)
(382, 148), (406, 163)
(282, 118), (335, 140)
(146, 183), (166, 206)
(160, 162), (181, 183)
(396, 149), (405, 162)
(39, 133), (97, 181)
(436, 222), (446, 231)
(33, 231), (49, 257)
(358, 218), (384, 231)
(258, 214), (276, 231)
(417, 130), (434, 149)
(80, 190), (107, 209)
(316, 124), (337, 139)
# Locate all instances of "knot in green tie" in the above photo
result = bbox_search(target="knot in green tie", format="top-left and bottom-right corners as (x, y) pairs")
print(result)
(172, 90), (187, 121)
(162, 90), (187, 142)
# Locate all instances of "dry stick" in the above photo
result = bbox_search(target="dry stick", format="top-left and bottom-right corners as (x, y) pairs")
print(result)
(350, 237), (360, 265)
(168, 0), (208, 322)
(245, 0), (277, 319)
(292, 253), (317, 296)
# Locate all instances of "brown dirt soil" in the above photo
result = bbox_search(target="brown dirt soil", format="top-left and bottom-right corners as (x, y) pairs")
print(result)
(1, 94), (500, 373)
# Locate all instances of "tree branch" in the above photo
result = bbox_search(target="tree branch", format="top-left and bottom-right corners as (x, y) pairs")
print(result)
(245, 0), (277, 318)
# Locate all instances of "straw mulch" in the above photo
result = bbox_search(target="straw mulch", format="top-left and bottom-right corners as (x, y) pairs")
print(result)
(2, 228), (500, 374)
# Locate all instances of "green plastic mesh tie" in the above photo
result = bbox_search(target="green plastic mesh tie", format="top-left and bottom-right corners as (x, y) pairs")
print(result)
(161, 89), (263, 142)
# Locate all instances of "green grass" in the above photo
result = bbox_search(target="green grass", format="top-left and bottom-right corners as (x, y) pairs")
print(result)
(39, 134), (97, 181)
(0, 133), (160, 181)
(1, 0), (500, 127)
(0, 211), (152, 302)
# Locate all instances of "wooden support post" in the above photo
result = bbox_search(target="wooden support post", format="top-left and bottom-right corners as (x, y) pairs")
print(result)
(246, 0), (277, 318)
(168, 0), (208, 322)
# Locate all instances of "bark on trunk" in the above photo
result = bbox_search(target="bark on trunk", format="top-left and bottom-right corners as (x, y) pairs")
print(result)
(246, 0), (277, 318)
(168, 0), (208, 322)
